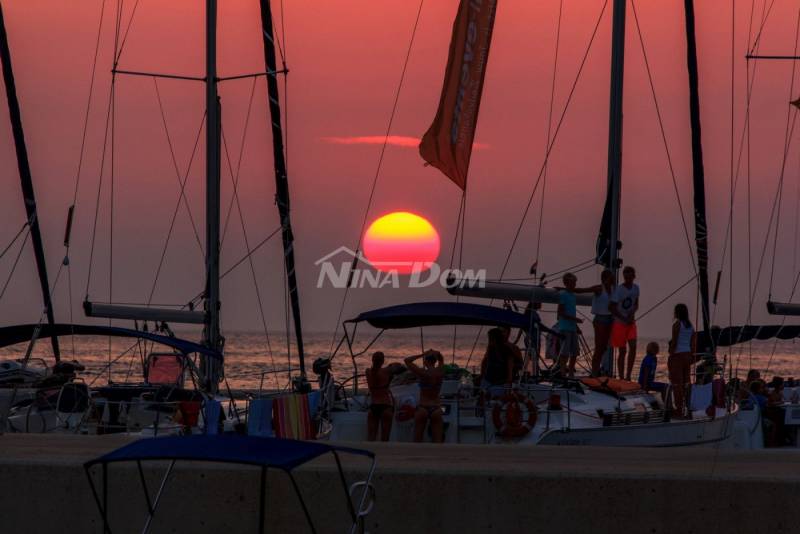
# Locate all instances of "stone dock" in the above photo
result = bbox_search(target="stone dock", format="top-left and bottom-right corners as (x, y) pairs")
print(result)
(1, 434), (798, 533)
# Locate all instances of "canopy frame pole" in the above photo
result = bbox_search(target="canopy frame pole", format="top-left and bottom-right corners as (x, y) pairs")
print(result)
(141, 460), (176, 534)
(288, 472), (317, 533)
(332, 451), (358, 525)
(351, 459), (377, 534)
(258, 466), (268, 534)
(84, 466), (112, 534)
(136, 460), (154, 516)
(103, 464), (109, 533)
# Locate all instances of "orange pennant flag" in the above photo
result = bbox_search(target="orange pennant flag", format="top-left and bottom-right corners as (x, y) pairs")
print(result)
(419, 0), (498, 190)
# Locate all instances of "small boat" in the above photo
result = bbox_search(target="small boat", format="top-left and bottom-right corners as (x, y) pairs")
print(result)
(322, 301), (757, 448)
(1, 324), (235, 435)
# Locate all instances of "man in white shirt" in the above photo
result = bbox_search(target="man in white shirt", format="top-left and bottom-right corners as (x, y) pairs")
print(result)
(609, 265), (640, 381)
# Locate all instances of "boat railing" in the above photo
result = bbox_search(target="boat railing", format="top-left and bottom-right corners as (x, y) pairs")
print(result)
(89, 398), (213, 436)
(256, 367), (295, 397)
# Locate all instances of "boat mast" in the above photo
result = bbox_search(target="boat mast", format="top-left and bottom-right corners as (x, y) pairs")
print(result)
(202, 0), (223, 392)
(604, 0), (626, 277)
(683, 0), (712, 340)
(258, 0), (307, 378)
(0, 3), (60, 361)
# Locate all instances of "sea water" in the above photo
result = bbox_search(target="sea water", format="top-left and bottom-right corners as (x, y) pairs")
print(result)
(1, 329), (798, 390)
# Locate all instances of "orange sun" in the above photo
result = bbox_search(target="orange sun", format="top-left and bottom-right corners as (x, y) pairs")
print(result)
(363, 211), (440, 274)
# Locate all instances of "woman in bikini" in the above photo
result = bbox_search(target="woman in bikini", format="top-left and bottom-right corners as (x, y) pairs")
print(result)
(365, 351), (397, 441)
(404, 350), (445, 443)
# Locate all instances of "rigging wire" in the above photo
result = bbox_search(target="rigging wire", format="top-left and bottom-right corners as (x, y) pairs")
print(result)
(152, 78), (205, 256)
(221, 123), (277, 368)
(185, 225), (283, 308)
(748, 0), (776, 54)
(326, 0), (426, 356)
(712, 0), (770, 328)
(221, 78), (259, 246)
(630, 0), (698, 277)
(0, 229), (30, 302)
(146, 104), (207, 304)
(0, 220), (29, 262)
(636, 275), (698, 322)
(113, 0), (141, 65)
(744, 0), (759, 371)
(84, 24), (117, 299)
(730, 1), (737, 338)
(534, 0), (564, 266)
(466, 0), (609, 364)
(449, 192), (467, 364)
(749, 114), (799, 307)
(768, 11), (800, 298)
(497, 0), (608, 280)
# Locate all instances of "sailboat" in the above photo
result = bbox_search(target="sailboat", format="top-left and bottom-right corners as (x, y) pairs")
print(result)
(1, 0), (308, 434)
(322, 0), (764, 448)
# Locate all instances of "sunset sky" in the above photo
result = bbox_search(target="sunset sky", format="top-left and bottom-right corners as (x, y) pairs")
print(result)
(2, 0), (800, 344)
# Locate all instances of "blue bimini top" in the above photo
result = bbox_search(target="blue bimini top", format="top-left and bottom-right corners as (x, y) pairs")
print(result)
(85, 434), (374, 472)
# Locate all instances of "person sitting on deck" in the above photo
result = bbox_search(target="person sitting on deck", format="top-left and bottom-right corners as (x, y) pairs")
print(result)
(749, 381), (768, 410)
(499, 326), (525, 379)
(404, 350), (445, 443)
(764, 377), (787, 447)
(557, 273), (583, 378)
(637, 342), (667, 393)
(365, 351), (403, 442)
(738, 369), (763, 401)
(480, 328), (515, 398)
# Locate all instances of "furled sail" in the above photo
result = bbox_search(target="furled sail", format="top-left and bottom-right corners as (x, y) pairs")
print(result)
(419, 0), (498, 190)
(596, 0), (626, 269)
(683, 0), (712, 336)
(698, 324), (800, 348)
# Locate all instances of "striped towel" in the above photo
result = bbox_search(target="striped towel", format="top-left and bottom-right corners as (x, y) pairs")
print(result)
(273, 394), (315, 440)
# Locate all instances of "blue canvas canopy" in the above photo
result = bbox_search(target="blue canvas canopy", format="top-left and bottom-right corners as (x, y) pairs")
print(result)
(0, 323), (222, 360)
(85, 434), (373, 471)
(84, 435), (376, 534)
(346, 301), (539, 330)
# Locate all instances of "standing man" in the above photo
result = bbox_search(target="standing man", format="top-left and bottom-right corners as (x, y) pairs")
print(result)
(609, 265), (640, 381)
(557, 273), (582, 378)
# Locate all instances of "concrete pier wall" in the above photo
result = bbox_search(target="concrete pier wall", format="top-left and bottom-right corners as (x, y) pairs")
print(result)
(1, 435), (798, 533)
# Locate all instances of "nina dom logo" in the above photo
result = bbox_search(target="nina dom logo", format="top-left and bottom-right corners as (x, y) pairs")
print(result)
(315, 211), (486, 289)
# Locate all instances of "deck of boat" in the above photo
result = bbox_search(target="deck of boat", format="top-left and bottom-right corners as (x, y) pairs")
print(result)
(1, 434), (798, 533)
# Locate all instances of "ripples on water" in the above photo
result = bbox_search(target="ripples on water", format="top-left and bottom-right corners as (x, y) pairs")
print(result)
(2, 330), (799, 390)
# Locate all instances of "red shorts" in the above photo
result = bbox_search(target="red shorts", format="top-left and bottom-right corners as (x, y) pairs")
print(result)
(610, 322), (637, 348)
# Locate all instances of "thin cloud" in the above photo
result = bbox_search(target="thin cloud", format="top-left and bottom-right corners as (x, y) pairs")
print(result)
(321, 135), (489, 150)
